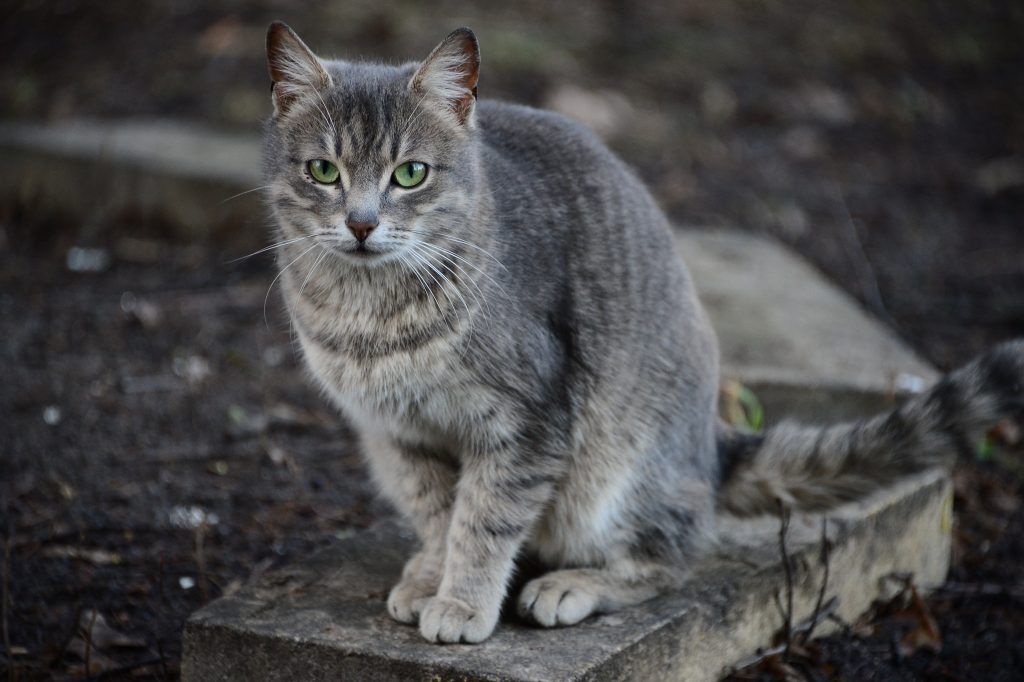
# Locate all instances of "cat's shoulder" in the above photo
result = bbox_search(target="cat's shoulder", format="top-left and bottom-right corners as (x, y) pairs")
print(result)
(477, 100), (607, 155)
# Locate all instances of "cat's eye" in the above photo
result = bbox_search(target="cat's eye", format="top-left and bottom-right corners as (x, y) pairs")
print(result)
(392, 161), (428, 188)
(307, 159), (340, 184)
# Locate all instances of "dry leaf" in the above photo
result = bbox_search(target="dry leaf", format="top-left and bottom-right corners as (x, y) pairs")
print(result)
(41, 546), (122, 565)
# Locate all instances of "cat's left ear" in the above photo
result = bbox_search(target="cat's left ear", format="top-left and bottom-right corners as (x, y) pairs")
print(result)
(409, 28), (480, 126)
(266, 21), (332, 116)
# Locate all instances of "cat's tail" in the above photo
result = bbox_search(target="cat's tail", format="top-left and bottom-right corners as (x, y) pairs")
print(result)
(716, 340), (1024, 517)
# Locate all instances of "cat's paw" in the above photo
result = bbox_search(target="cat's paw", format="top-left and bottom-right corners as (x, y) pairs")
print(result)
(386, 578), (436, 624)
(517, 572), (599, 627)
(418, 595), (498, 643)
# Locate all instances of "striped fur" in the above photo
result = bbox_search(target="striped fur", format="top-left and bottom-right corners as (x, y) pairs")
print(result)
(719, 340), (1024, 516)
(262, 23), (1023, 645)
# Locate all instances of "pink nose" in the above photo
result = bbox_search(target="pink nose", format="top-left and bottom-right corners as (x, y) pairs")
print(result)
(345, 218), (378, 242)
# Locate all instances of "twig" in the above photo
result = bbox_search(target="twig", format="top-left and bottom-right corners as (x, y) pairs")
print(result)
(91, 656), (166, 681)
(801, 518), (831, 643)
(729, 642), (789, 673)
(831, 182), (895, 327)
(777, 502), (794, 660)
(195, 524), (209, 603)
(934, 581), (1024, 601)
(792, 596), (839, 639)
(3, 537), (13, 682)
(156, 556), (169, 681)
(728, 598), (839, 676)
(156, 638), (169, 682)
(83, 608), (98, 677)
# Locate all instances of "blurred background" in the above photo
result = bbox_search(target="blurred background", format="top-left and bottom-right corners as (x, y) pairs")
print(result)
(1, 1), (1022, 679)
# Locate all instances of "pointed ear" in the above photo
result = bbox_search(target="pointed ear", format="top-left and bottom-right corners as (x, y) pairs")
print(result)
(409, 28), (480, 126)
(266, 22), (332, 116)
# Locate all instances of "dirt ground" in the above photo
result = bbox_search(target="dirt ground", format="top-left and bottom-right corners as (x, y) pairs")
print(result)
(2, 1), (1023, 680)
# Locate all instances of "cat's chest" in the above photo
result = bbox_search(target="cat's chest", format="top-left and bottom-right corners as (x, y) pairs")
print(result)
(284, 273), (503, 439)
(294, 308), (484, 430)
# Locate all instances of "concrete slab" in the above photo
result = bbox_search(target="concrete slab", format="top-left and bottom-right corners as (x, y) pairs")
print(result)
(0, 119), (262, 235)
(182, 469), (952, 682)
(677, 231), (938, 421)
(0, 118), (937, 421)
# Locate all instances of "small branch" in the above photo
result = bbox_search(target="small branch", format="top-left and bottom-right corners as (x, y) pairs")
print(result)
(801, 517), (831, 644)
(777, 502), (794, 660)
(729, 643), (789, 674)
(793, 596), (839, 639)
(195, 524), (209, 604)
(91, 656), (166, 681)
(83, 608), (98, 677)
(3, 537), (13, 682)
(156, 556), (170, 681)
(831, 182), (894, 327)
(157, 638), (169, 682)
(727, 598), (839, 676)
(934, 581), (1024, 601)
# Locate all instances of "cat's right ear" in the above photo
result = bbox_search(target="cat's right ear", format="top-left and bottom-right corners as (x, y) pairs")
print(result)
(409, 28), (480, 127)
(266, 22), (332, 117)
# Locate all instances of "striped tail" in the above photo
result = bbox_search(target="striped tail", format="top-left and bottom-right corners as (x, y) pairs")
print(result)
(717, 340), (1024, 517)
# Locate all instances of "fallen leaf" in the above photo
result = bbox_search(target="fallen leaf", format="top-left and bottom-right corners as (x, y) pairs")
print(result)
(77, 609), (147, 649)
(897, 585), (942, 657)
(41, 546), (122, 565)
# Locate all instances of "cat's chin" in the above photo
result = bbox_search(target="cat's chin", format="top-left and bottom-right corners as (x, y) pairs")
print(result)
(328, 243), (396, 267)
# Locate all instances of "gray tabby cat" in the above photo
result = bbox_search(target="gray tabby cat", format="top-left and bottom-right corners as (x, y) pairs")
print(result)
(262, 22), (1024, 644)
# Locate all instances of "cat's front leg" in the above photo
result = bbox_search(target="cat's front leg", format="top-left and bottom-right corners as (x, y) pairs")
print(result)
(361, 432), (458, 624)
(418, 445), (556, 644)
(387, 546), (445, 624)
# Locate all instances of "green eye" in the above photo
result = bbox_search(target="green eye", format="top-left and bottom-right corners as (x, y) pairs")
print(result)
(307, 159), (340, 184)
(393, 161), (428, 188)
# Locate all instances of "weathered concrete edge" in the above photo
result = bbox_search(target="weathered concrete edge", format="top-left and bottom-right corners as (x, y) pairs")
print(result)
(183, 620), (518, 682)
(182, 471), (951, 682)
(587, 469), (952, 681)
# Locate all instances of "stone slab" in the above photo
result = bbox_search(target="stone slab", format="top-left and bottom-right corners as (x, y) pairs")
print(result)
(0, 119), (262, 235)
(182, 469), (952, 682)
(0, 119), (937, 420)
(676, 231), (938, 421)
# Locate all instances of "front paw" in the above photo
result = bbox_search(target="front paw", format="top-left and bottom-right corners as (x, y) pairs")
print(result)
(418, 595), (498, 644)
(386, 578), (436, 624)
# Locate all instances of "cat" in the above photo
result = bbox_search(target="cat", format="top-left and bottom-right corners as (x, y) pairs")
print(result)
(261, 22), (1024, 644)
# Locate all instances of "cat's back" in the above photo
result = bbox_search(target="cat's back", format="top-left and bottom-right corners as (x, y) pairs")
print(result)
(476, 100), (641, 194)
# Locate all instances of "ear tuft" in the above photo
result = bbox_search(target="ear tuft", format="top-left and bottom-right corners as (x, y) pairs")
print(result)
(266, 21), (332, 116)
(409, 28), (480, 125)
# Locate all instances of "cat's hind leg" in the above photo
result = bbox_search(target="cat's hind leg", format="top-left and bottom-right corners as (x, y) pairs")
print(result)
(516, 561), (683, 627)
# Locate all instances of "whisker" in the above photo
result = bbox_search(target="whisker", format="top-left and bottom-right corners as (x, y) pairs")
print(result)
(264, 242), (321, 330)
(400, 89), (432, 140)
(220, 185), (272, 205)
(297, 73), (338, 143)
(411, 241), (491, 318)
(413, 238), (511, 302)
(226, 234), (320, 264)
(410, 244), (474, 324)
(409, 247), (464, 327)
(404, 249), (455, 333)
(408, 246), (477, 357)
(299, 246), (331, 296)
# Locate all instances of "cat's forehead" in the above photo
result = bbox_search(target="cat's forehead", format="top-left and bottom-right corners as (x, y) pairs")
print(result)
(283, 61), (436, 163)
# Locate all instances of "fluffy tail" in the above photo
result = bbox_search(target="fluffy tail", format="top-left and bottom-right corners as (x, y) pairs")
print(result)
(717, 340), (1024, 517)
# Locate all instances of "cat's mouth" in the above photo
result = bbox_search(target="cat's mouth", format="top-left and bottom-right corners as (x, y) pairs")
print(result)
(326, 240), (392, 264)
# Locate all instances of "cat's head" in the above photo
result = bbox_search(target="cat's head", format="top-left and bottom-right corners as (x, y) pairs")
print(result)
(263, 22), (481, 267)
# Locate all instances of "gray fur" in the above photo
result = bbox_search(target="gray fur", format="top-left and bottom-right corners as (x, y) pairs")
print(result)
(718, 340), (1024, 515)
(261, 22), (1024, 644)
